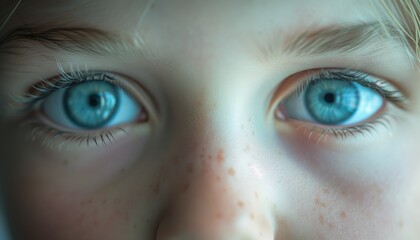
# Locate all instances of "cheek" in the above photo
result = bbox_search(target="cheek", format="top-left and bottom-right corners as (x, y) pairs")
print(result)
(5, 136), (154, 239)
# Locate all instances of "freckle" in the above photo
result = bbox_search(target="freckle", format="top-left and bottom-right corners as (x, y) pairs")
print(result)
(328, 223), (335, 230)
(216, 212), (224, 219)
(87, 198), (93, 205)
(237, 201), (244, 208)
(133, 225), (137, 229)
(399, 221), (404, 228)
(254, 192), (259, 199)
(120, 168), (126, 174)
(207, 154), (212, 160)
(102, 200), (107, 205)
(340, 211), (347, 219)
(315, 198), (326, 208)
(228, 168), (236, 176)
(323, 188), (330, 195)
(154, 183), (160, 194)
(216, 150), (224, 163)
(186, 164), (194, 174)
(183, 182), (190, 192)
(62, 160), (68, 165)
(319, 214), (325, 224)
(216, 176), (221, 181)
(250, 213), (255, 220)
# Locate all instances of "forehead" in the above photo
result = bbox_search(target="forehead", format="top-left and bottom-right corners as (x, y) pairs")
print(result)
(3, 0), (377, 32)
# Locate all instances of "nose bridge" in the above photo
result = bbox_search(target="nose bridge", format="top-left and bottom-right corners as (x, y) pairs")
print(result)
(156, 152), (276, 239)
(157, 118), (276, 239)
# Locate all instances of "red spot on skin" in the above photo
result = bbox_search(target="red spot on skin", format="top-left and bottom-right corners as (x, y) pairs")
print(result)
(216, 212), (224, 219)
(207, 154), (212, 160)
(315, 198), (327, 208)
(216, 150), (224, 163)
(183, 182), (190, 192)
(319, 214), (325, 224)
(186, 164), (194, 174)
(340, 211), (347, 219)
(154, 183), (160, 194)
(228, 168), (236, 176)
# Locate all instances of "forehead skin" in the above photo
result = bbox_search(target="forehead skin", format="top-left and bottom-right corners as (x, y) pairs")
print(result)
(1, 0), (420, 240)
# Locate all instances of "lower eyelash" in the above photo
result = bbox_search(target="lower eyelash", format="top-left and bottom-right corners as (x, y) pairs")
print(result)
(20, 119), (128, 151)
(295, 112), (397, 144)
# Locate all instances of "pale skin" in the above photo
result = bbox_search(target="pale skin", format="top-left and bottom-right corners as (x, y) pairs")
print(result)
(1, 0), (420, 239)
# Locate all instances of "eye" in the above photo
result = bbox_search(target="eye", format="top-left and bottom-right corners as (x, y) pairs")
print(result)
(276, 69), (406, 130)
(42, 79), (144, 130)
(278, 77), (383, 126)
(14, 70), (152, 149)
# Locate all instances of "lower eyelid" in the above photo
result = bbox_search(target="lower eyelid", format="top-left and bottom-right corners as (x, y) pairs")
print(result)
(17, 117), (151, 152)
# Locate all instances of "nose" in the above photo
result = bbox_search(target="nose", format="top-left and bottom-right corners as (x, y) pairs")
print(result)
(155, 148), (277, 240)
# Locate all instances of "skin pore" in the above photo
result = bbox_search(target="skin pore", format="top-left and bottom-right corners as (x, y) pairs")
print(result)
(1, 0), (420, 239)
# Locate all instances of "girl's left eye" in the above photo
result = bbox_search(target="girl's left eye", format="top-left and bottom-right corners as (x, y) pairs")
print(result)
(275, 69), (405, 130)
(278, 77), (383, 126)
(42, 80), (143, 130)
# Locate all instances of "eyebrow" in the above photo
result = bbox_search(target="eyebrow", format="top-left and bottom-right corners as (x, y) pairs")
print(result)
(256, 21), (403, 62)
(0, 22), (404, 63)
(0, 26), (155, 58)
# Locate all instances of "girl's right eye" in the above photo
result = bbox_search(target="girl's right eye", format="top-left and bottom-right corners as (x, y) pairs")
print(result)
(13, 70), (151, 149)
(42, 79), (145, 130)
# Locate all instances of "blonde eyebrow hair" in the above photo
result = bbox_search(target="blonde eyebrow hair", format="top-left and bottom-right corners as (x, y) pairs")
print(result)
(0, 26), (154, 57)
(256, 21), (403, 63)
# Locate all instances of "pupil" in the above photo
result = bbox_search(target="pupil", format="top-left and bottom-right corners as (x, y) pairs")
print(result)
(324, 92), (335, 104)
(88, 94), (101, 108)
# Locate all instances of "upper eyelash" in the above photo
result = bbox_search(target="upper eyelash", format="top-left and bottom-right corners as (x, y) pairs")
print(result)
(11, 69), (118, 111)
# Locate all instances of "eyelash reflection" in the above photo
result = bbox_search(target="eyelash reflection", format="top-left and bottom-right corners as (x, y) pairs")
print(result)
(11, 64), (131, 150)
(277, 68), (407, 143)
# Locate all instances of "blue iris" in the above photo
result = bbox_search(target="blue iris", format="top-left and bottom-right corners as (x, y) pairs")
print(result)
(64, 81), (120, 129)
(305, 79), (359, 125)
